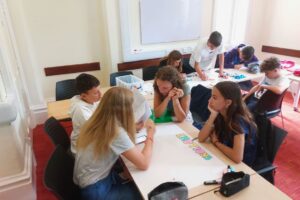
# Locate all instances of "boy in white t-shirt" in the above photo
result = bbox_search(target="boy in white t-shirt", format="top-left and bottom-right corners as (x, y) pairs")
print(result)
(243, 57), (290, 112)
(69, 73), (101, 154)
(189, 31), (225, 80)
(70, 74), (152, 154)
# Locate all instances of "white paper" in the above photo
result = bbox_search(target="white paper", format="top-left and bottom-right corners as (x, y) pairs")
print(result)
(124, 123), (227, 199)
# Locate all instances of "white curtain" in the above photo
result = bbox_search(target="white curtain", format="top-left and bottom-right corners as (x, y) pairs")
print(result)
(212, 0), (250, 49)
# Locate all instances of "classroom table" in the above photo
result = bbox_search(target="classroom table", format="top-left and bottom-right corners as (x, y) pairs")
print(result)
(46, 76), (290, 199)
(186, 68), (264, 89)
(47, 84), (153, 120)
(47, 68), (264, 120)
(191, 173), (291, 200)
(122, 121), (257, 199)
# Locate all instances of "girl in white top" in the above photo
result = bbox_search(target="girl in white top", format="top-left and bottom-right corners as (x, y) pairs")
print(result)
(73, 87), (155, 200)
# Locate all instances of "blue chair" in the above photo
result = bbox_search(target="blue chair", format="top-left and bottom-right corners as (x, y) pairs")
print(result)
(110, 71), (133, 86)
(55, 79), (79, 101)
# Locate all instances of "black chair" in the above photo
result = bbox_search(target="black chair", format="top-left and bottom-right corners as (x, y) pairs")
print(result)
(252, 115), (287, 184)
(255, 89), (288, 128)
(110, 71), (133, 86)
(190, 84), (211, 123)
(182, 57), (195, 74)
(56, 79), (79, 101)
(44, 145), (80, 200)
(44, 117), (70, 152)
(142, 65), (160, 81)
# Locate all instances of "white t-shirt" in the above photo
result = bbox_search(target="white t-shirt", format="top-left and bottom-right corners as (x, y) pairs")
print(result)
(189, 38), (224, 71)
(69, 95), (99, 154)
(255, 74), (290, 98)
(261, 74), (290, 89)
(73, 127), (134, 188)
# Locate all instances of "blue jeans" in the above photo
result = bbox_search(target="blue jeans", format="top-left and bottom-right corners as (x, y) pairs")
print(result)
(81, 170), (142, 200)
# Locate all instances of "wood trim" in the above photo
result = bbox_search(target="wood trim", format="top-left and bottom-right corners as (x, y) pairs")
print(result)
(118, 54), (191, 71)
(44, 62), (100, 76)
(262, 45), (300, 58)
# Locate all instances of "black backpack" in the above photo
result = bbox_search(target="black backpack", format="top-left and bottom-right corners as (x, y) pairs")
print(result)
(148, 182), (188, 200)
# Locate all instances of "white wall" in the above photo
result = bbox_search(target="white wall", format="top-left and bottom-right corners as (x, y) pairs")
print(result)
(246, 0), (300, 63)
(5, 0), (215, 125)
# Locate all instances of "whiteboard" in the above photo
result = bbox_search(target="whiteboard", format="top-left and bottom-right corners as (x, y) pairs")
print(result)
(140, 0), (203, 44)
(123, 124), (226, 199)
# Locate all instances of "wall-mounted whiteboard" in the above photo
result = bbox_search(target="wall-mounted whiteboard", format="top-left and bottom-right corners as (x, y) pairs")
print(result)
(140, 0), (203, 44)
(119, 0), (211, 62)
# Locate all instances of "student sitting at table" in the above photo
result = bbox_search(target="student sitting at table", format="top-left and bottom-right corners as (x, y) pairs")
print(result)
(224, 44), (258, 69)
(159, 50), (185, 76)
(198, 81), (257, 166)
(73, 87), (156, 200)
(153, 66), (191, 122)
(189, 31), (225, 80)
(243, 57), (290, 112)
(69, 73), (101, 154)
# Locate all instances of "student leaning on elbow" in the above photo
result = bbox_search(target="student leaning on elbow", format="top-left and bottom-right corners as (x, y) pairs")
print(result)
(198, 81), (257, 165)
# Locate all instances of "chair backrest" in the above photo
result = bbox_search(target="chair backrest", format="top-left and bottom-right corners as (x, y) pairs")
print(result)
(56, 79), (79, 101)
(110, 71), (133, 86)
(256, 89), (287, 114)
(44, 145), (80, 200)
(44, 117), (70, 151)
(182, 57), (195, 74)
(254, 115), (287, 164)
(142, 65), (160, 81)
(190, 84), (211, 122)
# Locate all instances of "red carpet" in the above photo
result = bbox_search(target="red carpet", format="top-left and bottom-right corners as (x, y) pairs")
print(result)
(33, 121), (73, 200)
(272, 92), (300, 199)
(33, 94), (300, 200)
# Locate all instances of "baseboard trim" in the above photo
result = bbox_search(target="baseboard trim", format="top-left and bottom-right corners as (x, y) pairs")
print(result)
(0, 142), (36, 199)
(29, 104), (48, 126)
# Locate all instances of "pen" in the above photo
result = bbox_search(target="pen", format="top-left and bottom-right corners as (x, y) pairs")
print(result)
(204, 180), (220, 185)
(192, 137), (198, 141)
(225, 177), (242, 185)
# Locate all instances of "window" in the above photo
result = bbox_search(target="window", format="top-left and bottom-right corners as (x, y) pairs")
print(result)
(213, 0), (250, 48)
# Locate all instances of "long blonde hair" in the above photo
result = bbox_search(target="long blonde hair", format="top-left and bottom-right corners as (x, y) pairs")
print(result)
(77, 87), (136, 158)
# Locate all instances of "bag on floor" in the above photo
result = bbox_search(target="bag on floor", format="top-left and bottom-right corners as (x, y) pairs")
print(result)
(148, 182), (188, 200)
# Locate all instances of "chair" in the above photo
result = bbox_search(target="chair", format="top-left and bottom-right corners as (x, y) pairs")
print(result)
(44, 117), (70, 152)
(142, 65), (160, 81)
(190, 84), (211, 124)
(182, 57), (195, 74)
(110, 71), (133, 86)
(255, 89), (288, 128)
(252, 115), (288, 184)
(44, 145), (80, 200)
(56, 79), (79, 101)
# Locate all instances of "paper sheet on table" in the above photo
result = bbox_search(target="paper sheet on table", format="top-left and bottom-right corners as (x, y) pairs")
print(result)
(124, 124), (227, 198)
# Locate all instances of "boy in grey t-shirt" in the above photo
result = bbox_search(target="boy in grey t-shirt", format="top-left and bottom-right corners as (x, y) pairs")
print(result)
(243, 57), (290, 112)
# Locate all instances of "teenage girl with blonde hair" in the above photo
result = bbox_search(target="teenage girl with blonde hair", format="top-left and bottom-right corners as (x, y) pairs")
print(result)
(74, 87), (155, 200)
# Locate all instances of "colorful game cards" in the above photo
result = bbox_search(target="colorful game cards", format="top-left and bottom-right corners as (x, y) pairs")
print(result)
(176, 133), (212, 160)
